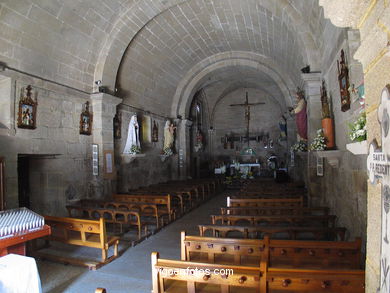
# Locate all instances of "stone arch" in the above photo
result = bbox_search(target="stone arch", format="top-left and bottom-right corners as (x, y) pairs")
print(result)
(171, 51), (296, 120)
(95, 0), (320, 91)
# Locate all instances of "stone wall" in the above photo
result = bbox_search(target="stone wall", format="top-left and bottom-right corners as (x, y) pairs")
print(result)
(307, 21), (367, 246)
(0, 72), (93, 216)
(115, 105), (179, 192)
(213, 88), (288, 167)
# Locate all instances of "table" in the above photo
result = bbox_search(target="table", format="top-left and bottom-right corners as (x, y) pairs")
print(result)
(0, 253), (42, 293)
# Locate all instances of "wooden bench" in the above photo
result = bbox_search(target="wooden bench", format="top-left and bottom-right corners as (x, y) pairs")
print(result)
(181, 232), (362, 269)
(211, 214), (336, 227)
(151, 251), (265, 293)
(66, 205), (145, 239)
(152, 251), (365, 292)
(113, 194), (175, 222)
(128, 189), (191, 213)
(38, 215), (120, 270)
(266, 268), (365, 292)
(221, 206), (330, 216)
(227, 196), (304, 207)
(78, 199), (165, 229)
(198, 224), (347, 241)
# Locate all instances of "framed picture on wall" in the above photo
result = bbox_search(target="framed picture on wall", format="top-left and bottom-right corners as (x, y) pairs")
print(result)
(103, 150), (116, 179)
(80, 101), (93, 135)
(17, 85), (37, 129)
(92, 144), (99, 176)
(337, 49), (351, 112)
(316, 157), (324, 176)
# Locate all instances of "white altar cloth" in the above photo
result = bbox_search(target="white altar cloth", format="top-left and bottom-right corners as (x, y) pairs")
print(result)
(0, 254), (42, 293)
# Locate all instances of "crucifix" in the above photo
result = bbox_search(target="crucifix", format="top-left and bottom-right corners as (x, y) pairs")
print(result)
(230, 92), (265, 146)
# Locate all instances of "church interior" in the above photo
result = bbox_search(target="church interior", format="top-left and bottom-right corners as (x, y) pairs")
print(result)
(0, 0), (389, 292)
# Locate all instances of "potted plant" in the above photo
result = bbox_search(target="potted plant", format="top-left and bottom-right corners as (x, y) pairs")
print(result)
(309, 129), (327, 151)
(320, 80), (335, 149)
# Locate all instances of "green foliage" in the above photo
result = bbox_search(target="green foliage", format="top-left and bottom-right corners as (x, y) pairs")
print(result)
(348, 112), (366, 142)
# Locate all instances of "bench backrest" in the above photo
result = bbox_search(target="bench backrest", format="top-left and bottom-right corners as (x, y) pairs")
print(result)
(151, 251), (265, 293)
(45, 215), (106, 248)
(227, 196), (304, 207)
(198, 224), (347, 241)
(182, 232), (362, 269)
(221, 206), (329, 216)
(152, 251), (365, 293)
(113, 194), (171, 207)
(211, 214), (336, 227)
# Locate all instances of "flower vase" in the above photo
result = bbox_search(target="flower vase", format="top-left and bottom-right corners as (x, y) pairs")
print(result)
(321, 118), (335, 149)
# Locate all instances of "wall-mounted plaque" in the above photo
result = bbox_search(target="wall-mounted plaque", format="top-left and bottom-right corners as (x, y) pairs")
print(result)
(367, 85), (390, 293)
(92, 144), (99, 176)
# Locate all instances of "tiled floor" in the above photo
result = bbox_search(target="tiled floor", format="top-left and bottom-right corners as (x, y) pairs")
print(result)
(38, 192), (227, 293)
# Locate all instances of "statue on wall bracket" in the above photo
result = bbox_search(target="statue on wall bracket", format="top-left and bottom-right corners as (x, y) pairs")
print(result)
(337, 49), (351, 112)
(79, 101), (93, 135)
(18, 85), (37, 129)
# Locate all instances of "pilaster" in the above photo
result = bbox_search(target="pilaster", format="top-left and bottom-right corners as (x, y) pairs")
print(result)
(301, 72), (322, 143)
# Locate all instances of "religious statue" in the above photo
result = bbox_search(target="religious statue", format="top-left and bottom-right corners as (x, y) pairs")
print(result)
(194, 129), (204, 152)
(123, 115), (140, 154)
(152, 121), (158, 142)
(278, 115), (287, 141)
(289, 87), (307, 141)
(163, 120), (176, 153)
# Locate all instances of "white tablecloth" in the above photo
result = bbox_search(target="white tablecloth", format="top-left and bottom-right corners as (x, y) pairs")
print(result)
(0, 254), (42, 293)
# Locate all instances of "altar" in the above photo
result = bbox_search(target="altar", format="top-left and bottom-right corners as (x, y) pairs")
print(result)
(230, 163), (261, 176)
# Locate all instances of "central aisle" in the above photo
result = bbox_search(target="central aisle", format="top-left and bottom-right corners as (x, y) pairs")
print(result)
(39, 192), (227, 293)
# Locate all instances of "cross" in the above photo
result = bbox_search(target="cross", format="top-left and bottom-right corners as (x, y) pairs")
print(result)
(230, 92), (265, 146)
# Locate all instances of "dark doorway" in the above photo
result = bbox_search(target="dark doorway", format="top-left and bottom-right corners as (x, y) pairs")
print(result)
(18, 155), (30, 208)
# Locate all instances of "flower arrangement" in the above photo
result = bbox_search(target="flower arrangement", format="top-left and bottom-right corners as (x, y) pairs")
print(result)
(290, 140), (307, 152)
(130, 144), (141, 154)
(163, 147), (173, 156)
(309, 129), (327, 151)
(348, 112), (366, 142)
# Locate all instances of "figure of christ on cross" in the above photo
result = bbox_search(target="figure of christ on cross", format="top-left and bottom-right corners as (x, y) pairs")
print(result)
(230, 92), (265, 146)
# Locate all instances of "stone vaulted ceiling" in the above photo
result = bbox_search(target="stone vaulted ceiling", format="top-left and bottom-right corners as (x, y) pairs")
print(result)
(0, 0), (325, 117)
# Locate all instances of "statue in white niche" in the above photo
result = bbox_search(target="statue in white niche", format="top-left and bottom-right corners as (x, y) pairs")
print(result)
(123, 115), (140, 154)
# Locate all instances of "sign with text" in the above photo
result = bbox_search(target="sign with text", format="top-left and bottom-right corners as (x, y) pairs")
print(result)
(368, 85), (390, 293)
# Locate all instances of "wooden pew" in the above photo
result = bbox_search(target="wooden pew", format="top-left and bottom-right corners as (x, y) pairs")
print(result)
(113, 194), (175, 222)
(198, 224), (347, 241)
(227, 196), (304, 207)
(221, 206), (329, 216)
(181, 232), (362, 269)
(66, 205), (145, 239)
(38, 216), (119, 270)
(151, 251), (265, 293)
(211, 214), (336, 228)
(266, 268), (365, 292)
(151, 251), (365, 293)
(78, 199), (166, 229)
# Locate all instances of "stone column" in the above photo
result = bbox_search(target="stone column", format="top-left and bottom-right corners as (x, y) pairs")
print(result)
(208, 128), (215, 159)
(177, 119), (193, 180)
(90, 93), (122, 198)
(301, 72), (322, 143)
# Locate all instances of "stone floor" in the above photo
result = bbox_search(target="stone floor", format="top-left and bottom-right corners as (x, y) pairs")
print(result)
(38, 192), (227, 293)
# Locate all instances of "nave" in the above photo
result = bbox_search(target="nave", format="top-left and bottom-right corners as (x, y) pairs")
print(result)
(38, 186), (227, 293)
(35, 178), (366, 293)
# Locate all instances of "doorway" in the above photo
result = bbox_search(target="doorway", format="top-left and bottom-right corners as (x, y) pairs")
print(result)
(17, 155), (30, 208)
